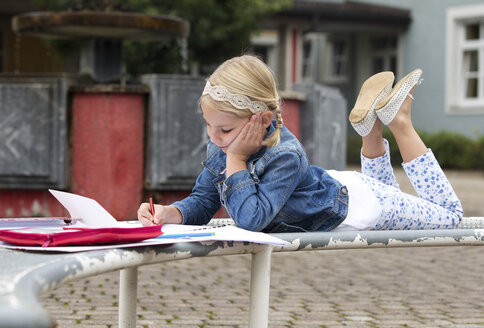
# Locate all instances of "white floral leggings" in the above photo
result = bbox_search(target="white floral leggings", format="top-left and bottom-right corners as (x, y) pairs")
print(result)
(359, 139), (464, 230)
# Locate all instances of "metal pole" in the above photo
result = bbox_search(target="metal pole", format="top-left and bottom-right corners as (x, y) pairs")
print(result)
(119, 267), (138, 328)
(248, 244), (273, 328)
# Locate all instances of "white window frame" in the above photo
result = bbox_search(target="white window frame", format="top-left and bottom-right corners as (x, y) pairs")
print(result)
(250, 30), (279, 78)
(355, 34), (402, 95)
(323, 36), (350, 84)
(369, 35), (399, 76)
(0, 31), (3, 72)
(446, 4), (484, 114)
(301, 33), (318, 83)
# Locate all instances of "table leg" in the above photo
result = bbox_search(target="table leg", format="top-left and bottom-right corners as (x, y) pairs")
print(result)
(119, 267), (138, 328)
(249, 245), (273, 328)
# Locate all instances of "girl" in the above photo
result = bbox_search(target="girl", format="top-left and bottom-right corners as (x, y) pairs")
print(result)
(137, 55), (463, 232)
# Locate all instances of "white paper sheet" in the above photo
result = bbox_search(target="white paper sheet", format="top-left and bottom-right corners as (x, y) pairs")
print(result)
(0, 224), (287, 252)
(48, 189), (119, 227)
(0, 217), (81, 230)
(0, 191), (288, 252)
(162, 224), (286, 245)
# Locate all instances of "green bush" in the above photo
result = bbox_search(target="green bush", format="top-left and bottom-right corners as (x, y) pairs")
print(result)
(346, 129), (483, 170)
(424, 131), (476, 169)
(346, 134), (361, 166)
(475, 136), (484, 170)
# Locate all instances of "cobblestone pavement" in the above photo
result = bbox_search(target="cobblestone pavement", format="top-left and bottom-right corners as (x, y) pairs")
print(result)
(40, 168), (484, 328)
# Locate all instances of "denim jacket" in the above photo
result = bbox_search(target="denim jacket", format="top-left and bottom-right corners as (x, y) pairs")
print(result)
(172, 121), (348, 233)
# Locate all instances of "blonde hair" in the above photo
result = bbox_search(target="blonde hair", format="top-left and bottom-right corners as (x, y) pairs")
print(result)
(200, 55), (283, 148)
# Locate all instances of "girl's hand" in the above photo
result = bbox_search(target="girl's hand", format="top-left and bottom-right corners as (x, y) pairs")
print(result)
(137, 203), (183, 226)
(226, 114), (264, 161)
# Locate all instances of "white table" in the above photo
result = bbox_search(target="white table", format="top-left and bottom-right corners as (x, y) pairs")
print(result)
(1, 225), (483, 328)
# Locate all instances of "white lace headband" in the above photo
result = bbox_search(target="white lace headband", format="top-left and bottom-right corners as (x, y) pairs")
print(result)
(202, 81), (268, 113)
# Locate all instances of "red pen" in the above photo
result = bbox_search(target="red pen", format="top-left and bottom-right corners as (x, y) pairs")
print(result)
(62, 226), (92, 230)
(149, 197), (156, 223)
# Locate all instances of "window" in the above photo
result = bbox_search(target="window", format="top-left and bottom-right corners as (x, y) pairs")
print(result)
(250, 30), (278, 78)
(331, 40), (348, 77)
(323, 36), (350, 84)
(461, 23), (482, 100)
(301, 37), (314, 82)
(447, 4), (484, 113)
(369, 36), (398, 75)
(0, 32), (3, 71)
(252, 45), (269, 63)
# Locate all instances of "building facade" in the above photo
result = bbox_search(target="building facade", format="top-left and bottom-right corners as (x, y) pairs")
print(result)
(253, 0), (484, 138)
(1, 0), (484, 139)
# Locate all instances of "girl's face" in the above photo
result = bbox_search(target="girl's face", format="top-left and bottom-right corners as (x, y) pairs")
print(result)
(201, 103), (249, 153)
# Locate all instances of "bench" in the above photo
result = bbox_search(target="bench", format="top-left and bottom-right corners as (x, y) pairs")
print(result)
(0, 217), (483, 328)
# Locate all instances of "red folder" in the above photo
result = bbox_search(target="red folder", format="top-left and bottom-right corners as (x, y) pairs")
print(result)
(0, 225), (162, 247)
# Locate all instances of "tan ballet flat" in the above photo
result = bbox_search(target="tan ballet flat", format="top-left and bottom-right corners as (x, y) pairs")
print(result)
(349, 71), (395, 136)
(375, 69), (423, 125)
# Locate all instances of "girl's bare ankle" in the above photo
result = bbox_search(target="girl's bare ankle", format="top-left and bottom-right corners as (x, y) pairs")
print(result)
(389, 120), (417, 141)
(367, 118), (383, 138)
(387, 95), (413, 131)
(362, 140), (386, 159)
(362, 120), (385, 158)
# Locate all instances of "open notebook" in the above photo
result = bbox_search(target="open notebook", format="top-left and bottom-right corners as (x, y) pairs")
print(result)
(0, 190), (120, 230)
(0, 190), (162, 247)
(0, 190), (287, 250)
(48, 189), (119, 227)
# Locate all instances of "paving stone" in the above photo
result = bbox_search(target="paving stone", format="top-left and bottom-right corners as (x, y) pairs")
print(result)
(38, 168), (484, 327)
(41, 247), (484, 327)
